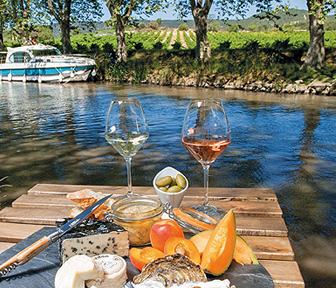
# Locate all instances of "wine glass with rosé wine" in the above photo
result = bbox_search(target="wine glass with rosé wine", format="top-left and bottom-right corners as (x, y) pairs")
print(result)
(182, 99), (231, 218)
(105, 98), (149, 197)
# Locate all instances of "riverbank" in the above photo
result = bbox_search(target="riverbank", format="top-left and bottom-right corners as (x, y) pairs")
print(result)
(100, 49), (336, 96)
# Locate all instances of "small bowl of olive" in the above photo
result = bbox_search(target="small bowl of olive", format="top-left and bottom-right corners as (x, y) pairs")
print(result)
(153, 166), (189, 208)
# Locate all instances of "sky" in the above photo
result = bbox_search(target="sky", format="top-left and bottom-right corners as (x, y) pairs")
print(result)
(101, 0), (307, 21)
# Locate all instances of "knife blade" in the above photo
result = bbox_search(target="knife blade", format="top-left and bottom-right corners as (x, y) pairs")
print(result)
(0, 194), (113, 277)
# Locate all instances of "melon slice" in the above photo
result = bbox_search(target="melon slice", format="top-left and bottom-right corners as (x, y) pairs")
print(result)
(234, 236), (259, 265)
(200, 209), (236, 275)
(191, 230), (259, 265)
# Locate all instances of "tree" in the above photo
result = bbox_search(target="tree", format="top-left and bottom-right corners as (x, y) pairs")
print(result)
(3, 0), (35, 45)
(33, 0), (102, 53)
(106, 0), (164, 63)
(175, 0), (212, 62)
(175, 0), (279, 63)
(303, 0), (335, 68)
(0, 0), (9, 49)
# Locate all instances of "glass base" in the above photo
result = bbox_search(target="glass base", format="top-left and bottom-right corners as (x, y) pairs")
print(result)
(192, 204), (225, 221)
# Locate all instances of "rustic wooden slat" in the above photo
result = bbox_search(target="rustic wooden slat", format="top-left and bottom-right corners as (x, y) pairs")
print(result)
(12, 194), (282, 217)
(12, 194), (75, 208)
(260, 260), (305, 288)
(0, 242), (15, 254)
(28, 184), (277, 201)
(0, 207), (70, 225)
(236, 216), (287, 237)
(243, 236), (294, 261)
(0, 207), (287, 236)
(0, 222), (45, 243)
(183, 198), (282, 217)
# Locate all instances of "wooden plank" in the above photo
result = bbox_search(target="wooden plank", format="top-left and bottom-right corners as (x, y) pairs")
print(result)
(0, 207), (287, 236)
(244, 236), (294, 261)
(12, 194), (282, 217)
(28, 184), (277, 201)
(184, 198), (282, 217)
(0, 207), (70, 225)
(0, 222), (45, 243)
(261, 260), (305, 288)
(236, 216), (287, 237)
(12, 194), (75, 208)
(0, 242), (14, 254)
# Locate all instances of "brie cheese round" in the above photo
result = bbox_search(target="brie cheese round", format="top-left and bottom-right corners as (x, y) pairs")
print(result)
(86, 254), (127, 288)
(55, 255), (103, 288)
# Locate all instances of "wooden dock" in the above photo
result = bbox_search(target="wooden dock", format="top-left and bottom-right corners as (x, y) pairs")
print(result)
(0, 184), (304, 287)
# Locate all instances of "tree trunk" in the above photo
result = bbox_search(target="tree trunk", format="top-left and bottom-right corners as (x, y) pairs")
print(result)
(304, 0), (325, 68)
(61, 0), (72, 54)
(193, 14), (211, 63)
(115, 15), (127, 63)
(0, 28), (4, 50)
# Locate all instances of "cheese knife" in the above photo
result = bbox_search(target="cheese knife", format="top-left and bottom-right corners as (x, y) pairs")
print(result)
(0, 194), (112, 277)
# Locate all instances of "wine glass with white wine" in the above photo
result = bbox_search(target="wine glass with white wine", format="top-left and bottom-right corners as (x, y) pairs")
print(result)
(105, 98), (149, 197)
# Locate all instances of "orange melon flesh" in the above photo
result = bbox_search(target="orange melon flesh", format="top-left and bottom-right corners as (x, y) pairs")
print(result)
(200, 209), (236, 276)
(191, 230), (259, 265)
(164, 237), (201, 264)
(234, 236), (259, 265)
(190, 230), (213, 255)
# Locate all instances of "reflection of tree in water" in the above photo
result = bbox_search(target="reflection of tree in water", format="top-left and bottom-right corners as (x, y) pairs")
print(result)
(283, 108), (321, 240)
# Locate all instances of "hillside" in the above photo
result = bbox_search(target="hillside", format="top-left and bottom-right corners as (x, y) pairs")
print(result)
(115, 9), (335, 31)
(51, 8), (335, 36)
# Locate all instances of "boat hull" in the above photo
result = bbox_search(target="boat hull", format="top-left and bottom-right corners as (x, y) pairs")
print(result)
(0, 64), (96, 83)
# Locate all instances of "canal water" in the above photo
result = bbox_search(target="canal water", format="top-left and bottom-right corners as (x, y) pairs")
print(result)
(0, 82), (335, 287)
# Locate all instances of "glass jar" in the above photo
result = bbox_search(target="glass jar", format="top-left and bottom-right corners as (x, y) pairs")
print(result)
(111, 196), (163, 246)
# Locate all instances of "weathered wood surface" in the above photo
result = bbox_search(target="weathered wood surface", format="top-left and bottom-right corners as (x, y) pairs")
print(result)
(0, 242), (14, 253)
(13, 194), (283, 217)
(260, 260), (305, 288)
(0, 184), (304, 287)
(0, 223), (46, 242)
(243, 236), (294, 261)
(28, 184), (278, 201)
(0, 207), (288, 236)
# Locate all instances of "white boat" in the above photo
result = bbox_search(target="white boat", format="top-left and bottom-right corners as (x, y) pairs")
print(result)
(0, 44), (96, 83)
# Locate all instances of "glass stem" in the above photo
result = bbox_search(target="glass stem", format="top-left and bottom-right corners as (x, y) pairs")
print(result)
(125, 157), (132, 196)
(202, 164), (210, 206)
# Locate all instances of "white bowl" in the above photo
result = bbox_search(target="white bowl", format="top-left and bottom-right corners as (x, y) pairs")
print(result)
(153, 166), (189, 208)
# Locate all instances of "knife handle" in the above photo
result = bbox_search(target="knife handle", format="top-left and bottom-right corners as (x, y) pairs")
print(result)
(0, 236), (50, 273)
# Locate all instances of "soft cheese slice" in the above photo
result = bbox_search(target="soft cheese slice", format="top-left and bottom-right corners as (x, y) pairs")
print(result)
(86, 254), (127, 288)
(55, 255), (103, 288)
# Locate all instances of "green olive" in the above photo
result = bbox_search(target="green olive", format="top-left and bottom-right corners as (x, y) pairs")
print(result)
(167, 185), (182, 193)
(156, 176), (173, 187)
(171, 177), (177, 186)
(160, 187), (168, 192)
(176, 174), (187, 189)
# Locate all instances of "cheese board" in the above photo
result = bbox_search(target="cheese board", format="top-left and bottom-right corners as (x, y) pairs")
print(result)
(0, 227), (274, 288)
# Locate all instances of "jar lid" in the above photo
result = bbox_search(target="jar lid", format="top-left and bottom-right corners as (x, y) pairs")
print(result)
(111, 196), (163, 221)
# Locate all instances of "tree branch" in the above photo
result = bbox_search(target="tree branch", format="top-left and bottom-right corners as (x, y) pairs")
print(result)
(124, 0), (136, 19)
(204, 0), (213, 14)
(189, 0), (195, 10)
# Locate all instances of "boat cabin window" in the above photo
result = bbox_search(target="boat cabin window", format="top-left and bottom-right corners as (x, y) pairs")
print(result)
(9, 52), (31, 63)
(32, 49), (61, 57)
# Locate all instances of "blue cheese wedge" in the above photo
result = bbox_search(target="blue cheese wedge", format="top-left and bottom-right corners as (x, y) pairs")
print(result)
(86, 254), (127, 288)
(59, 220), (129, 263)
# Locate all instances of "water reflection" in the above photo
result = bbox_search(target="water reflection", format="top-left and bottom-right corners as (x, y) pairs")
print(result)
(0, 82), (336, 287)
